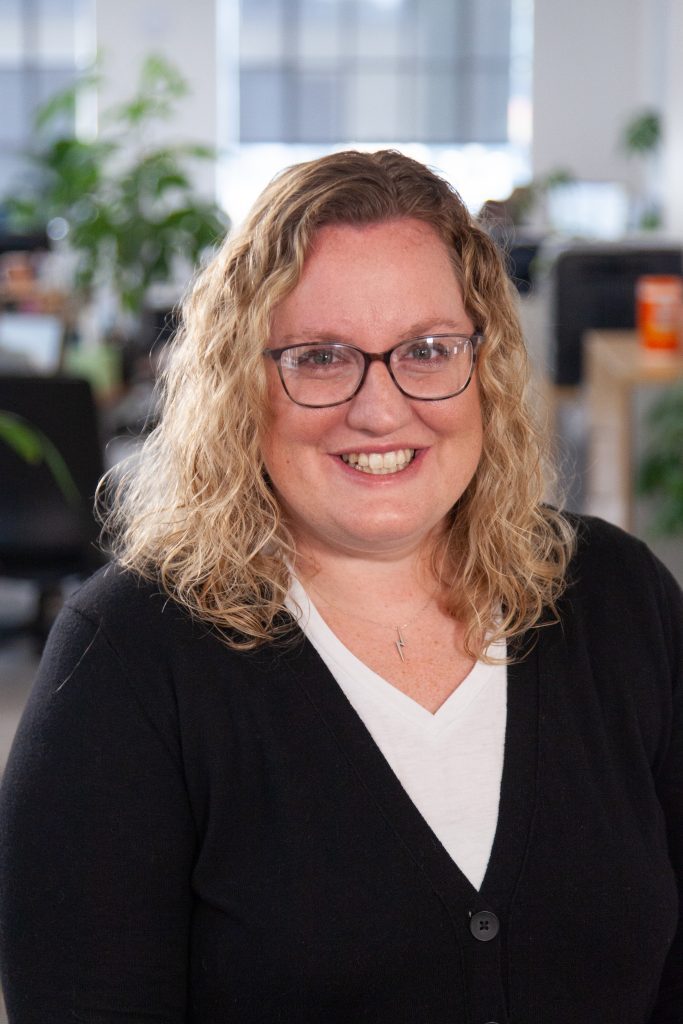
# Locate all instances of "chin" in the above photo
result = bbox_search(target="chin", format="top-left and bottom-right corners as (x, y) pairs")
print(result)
(325, 515), (445, 557)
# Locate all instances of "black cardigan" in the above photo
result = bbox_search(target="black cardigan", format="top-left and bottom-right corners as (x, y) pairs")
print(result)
(0, 515), (682, 1023)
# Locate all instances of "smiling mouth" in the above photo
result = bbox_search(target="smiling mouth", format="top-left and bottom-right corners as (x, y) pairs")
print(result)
(340, 449), (416, 475)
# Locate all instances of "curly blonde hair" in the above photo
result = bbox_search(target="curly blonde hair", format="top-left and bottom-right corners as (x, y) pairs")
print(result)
(101, 149), (575, 657)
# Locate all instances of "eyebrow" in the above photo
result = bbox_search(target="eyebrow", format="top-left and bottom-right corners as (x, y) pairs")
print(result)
(276, 319), (473, 346)
(396, 319), (473, 341)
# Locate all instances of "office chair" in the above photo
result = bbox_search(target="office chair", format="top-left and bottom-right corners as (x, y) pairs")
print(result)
(0, 375), (106, 645)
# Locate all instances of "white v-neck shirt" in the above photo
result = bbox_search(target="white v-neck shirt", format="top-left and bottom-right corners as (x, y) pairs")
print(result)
(287, 578), (507, 890)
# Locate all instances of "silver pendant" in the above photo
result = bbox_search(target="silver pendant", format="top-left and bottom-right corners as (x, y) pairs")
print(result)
(395, 626), (407, 663)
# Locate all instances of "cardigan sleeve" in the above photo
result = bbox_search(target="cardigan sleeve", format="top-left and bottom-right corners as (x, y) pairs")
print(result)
(650, 554), (683, 1023)
(0, 604), (197, 1023)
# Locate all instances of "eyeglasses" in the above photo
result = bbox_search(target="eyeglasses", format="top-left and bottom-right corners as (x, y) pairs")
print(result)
(263, 333), (483, 408)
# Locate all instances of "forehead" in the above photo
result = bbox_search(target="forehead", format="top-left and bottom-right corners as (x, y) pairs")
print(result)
(271, 218), (467, 343)
(301, 219), (460, 296)
(304, 217), (452, 268)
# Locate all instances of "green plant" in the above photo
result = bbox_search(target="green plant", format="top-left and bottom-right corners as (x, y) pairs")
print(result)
(622, 110), (661, 155)
(638, 386), (683, 535)
(4, 54), (229, 315)
(0, 411), (79, 503)
(621, 109), (662, 230)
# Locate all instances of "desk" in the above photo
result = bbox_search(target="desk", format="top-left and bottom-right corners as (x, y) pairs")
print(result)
(585, 330), (683, 532)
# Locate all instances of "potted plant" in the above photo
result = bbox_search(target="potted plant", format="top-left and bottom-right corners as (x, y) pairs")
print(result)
(3, 54), (229, 341)
(637, 385), (683, 535)
(621, 109), (662, 230)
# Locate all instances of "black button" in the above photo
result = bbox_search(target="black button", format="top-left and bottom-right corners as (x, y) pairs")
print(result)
(469, 910), (500, 941)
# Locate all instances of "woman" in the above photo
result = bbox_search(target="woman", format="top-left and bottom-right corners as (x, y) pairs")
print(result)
(0, 150), (681, 1023)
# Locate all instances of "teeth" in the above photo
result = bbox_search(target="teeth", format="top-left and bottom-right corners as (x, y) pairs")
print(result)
(340, 449), (415, 475)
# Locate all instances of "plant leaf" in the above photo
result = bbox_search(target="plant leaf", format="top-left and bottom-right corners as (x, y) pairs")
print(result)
(0, 412), (80, 505)
(623, 110), (661, 155)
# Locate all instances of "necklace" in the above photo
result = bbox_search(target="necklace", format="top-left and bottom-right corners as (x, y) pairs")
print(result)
(306, 580), (438, 664)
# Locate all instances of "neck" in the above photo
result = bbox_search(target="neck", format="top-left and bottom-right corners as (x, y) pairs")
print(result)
(291, 537), (465, 671)
(293, 539), (444, 614)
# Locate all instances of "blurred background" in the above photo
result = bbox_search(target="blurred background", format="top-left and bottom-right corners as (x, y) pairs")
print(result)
(1, 6), (683, 1004)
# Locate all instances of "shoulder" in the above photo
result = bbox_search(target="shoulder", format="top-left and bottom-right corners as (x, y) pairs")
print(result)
(55, 562), (299, 694)
(565, 512), (680, 594)
(29, 565), (284, 772)
(567, 511), (651, 560)
(41, 564), (229, 710)
(62, 562), (224, 661)
(559, 513), (682, 663)
(66, 562), (187, 633)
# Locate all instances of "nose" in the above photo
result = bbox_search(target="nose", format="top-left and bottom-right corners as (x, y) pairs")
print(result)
(344, 359), (413, 434)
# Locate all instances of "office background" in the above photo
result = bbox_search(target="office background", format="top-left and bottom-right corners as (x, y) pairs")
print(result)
(3, 0), (683, 224)
(1, 5), (683, 1016)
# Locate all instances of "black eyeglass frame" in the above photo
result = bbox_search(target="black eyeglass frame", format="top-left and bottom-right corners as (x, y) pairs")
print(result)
(263, 333), (484, 408)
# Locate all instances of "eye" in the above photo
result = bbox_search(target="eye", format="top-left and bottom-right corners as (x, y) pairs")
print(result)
(301, 347), (342, 367)
(282, 344), (357, 375)
(408, 343), (443, 361)
(399, 339), (452, 365)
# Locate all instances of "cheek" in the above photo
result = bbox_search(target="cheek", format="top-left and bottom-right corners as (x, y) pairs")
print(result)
(261, 420), (293, 480)
(262, 372), (302, 472)
(428, 382), (483, 446)
(261, 400), (334, 486)
(460, 377), (484, 440)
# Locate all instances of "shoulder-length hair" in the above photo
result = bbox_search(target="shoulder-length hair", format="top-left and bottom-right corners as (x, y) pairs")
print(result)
(101, 149), (575, 658)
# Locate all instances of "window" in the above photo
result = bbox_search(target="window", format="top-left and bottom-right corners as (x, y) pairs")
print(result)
(0, 0), (94, 201)
(219, 0), (532, 219)
(239, 0), (513, 145)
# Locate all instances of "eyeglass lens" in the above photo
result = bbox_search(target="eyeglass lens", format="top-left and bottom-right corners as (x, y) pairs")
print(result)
(278, 336), (475, 406)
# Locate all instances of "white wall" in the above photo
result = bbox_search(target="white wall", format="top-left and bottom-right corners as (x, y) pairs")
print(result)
(662, 0), (683, 235)
(95, 0), (218, 197)
(532, 0), (669, 193)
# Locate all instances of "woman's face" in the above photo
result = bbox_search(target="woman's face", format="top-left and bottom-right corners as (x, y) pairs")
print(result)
(261, 218), (484, 562)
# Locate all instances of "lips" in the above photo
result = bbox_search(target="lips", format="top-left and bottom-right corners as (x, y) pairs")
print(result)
(339, 448), (416, 475)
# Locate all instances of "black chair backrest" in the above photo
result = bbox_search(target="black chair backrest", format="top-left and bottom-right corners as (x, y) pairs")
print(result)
(550, 246), (683, 386)
(0, 375), (104, 576)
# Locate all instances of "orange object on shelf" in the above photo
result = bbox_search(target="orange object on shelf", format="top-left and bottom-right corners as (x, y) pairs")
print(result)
(636, 274), (683, 350)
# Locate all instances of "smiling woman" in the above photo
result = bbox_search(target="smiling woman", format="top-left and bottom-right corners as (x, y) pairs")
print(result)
(0, 150), (681, 1024)
(260, 218), (484, 571)
(98, 151), (574, 659)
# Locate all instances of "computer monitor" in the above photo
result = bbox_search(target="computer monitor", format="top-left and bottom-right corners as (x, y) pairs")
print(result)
(0, 312), (64, 374)
(546, 181), (630, 240)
